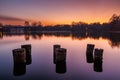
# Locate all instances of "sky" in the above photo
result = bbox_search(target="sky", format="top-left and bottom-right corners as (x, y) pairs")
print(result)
(0, 0), (120, 25)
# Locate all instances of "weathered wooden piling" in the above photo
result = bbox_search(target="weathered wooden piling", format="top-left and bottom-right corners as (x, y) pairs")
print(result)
(56, 62), (66, 74)
(53, 44), (61, 54)
(55, 48), (67, 63)
(12, 48), (26, 64)
(94, 48), (103, 62)
(21, 44), (31, 55)
(86, 44), (95, 63)
(53, 45), (61, 64)
(13, 63), (26, 76)
(12, 48), (26, 76)
(21, 44), (32, 65)
(93, 48), (103, 72)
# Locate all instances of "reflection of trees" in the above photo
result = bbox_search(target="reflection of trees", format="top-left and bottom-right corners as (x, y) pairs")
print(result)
(1, 14), (120, 48)
(1, 31), (120, 48)
(43, 31), (71, 37)
(108, 33), (120, 48)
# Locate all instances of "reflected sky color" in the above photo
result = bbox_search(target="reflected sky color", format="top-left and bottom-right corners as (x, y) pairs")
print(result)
(0, 35), (120, 79)
(0, 0), (120, 25)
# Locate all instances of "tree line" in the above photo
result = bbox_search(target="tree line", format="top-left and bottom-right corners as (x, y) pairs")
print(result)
(0, 14), (120, 32)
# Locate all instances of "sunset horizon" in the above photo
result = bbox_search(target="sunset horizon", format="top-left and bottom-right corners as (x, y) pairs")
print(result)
(0, 0), (120, 26)
(0, 0), (120, 80)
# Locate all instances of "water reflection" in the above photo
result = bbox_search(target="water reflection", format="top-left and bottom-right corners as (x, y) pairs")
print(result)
(13, 63), (26, 76)
(109, 33), (120, 48)
(93, 61), (103, 72)
(56, 62), (66, 74)
(0, 31), (3, 39)
(12, 44), (32, 76)
(1, 31), (120, 48)
(25, 34), (30, 41)
(0, 31), (120, 79)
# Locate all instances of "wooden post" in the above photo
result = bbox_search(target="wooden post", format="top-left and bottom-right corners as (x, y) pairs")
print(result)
(93, 48), (104, 72)
(12, 48), (26, 64)
(53, 45), (61, 64)
(12, 48), (26, 76)
(55, 48), (67, 63)
(94, 48), (103, 62)
(86, 44), (95, 63)
(21, 44), (32, 65)
(56, 62), (66, 74)
(21, 44), (31, 55)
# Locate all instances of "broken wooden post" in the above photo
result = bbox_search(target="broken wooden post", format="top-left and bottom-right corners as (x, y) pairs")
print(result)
(86, 44), (95, 63)
(55, 48), (67, 63)
(93, 48), (104, 72)
(12, 48), (26, 64)
(56, 62), (66, 74)
(53, 45), (61, 64)
(21, 44), (32, 65)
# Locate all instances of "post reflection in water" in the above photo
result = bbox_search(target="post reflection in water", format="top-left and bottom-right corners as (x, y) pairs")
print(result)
(13, 63), (26, 76)
(94, 61), (103, 72)
(93, 49), (104, 72)
(56, 62), (66, 74)
(12, 44), (32, 76)
(0, 31), (3, 39)
(53, 45), (67, 74)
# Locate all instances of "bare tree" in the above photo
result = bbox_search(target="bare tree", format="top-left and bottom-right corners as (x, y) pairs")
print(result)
(24, 21), (30, 26)
(31, 21), (42, 27)
(109, 14), (120, 25)
(32, 22), (37, 26)
(37, 21), (42, 27)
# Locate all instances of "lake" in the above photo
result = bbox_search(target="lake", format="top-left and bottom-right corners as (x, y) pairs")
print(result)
(0, 32), (120, 80)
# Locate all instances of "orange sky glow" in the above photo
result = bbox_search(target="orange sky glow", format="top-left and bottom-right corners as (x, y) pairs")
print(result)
(0, 0), (120, 26)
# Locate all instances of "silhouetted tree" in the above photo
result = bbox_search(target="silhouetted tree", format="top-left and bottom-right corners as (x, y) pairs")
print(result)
(31, 21), (42, 27)
(32, 22), (37, 26)
(24, 21), (30, 26)
(0, 22), (3, 27)
(37, 21), (42, 27)
(109, 14), (120, 24)
(109, 14), (120, 31)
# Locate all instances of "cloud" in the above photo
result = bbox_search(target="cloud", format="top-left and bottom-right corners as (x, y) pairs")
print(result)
(0, 15), (25, 21)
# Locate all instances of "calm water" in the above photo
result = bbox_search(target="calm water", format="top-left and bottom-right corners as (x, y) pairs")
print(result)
(0, 33), (120, 80)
